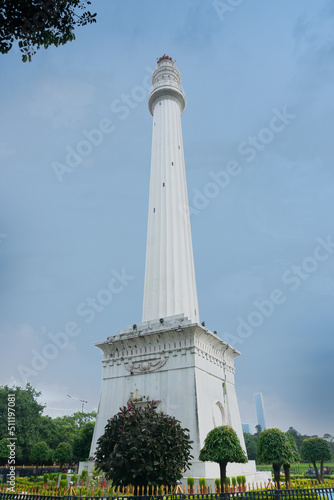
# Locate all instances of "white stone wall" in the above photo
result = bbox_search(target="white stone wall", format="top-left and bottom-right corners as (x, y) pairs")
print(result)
(89, 317), (249, 479)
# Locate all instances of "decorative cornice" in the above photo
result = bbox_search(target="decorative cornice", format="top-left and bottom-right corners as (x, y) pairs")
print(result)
(124, 357), (169, 374)
(148, 86), (185, 115)
(97, 321), (238, 375)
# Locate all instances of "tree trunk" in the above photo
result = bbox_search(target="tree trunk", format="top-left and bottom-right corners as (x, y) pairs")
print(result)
(219, 462), (227, 492)
(273, 463), (281, 489)
(320, 461), (324, 484)
(313, 461), (321, 484)
(283, 464), (290, 488)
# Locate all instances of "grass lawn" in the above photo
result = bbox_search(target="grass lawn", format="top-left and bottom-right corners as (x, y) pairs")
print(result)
(257, 462), (334, 474)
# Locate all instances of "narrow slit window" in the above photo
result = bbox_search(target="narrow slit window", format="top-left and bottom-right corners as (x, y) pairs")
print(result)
(178, 146), (181, 149)
(153, 208), (155, 213)
(171, 162), (174, 165)
(162, 183), (165, 187)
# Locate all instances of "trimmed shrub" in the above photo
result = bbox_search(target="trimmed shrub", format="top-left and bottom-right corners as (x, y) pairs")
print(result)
(71, 473), (78, 484)
(226, 477), (231, 486)
(59, 479), (67, 488)
(199, 477), (206, 488)
(80, 470), (88, 483)
(61, 473), (67, 480)
(215, 478), (221, 489)
(187, 477), (195, 488)
(43, 473), (49, 483)
(232, 477), (237, 487)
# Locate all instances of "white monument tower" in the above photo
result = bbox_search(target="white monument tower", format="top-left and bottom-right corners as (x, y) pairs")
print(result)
(88, 56), (268, 482)
(143, 54), (199, 325)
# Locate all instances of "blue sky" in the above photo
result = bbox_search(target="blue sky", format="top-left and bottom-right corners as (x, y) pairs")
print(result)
(1, 0), (334, 436)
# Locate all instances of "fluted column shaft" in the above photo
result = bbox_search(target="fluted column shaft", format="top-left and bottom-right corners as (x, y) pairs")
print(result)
(142, 58), (199, 324)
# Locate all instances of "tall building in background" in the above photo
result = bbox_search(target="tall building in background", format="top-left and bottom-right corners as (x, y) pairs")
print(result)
(254, 392), (267, 431)
(242, 423), (253, 434)
(85, 56), (270, 483)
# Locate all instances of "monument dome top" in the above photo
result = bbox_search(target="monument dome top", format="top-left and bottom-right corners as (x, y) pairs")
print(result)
(157, 54), (174, 64)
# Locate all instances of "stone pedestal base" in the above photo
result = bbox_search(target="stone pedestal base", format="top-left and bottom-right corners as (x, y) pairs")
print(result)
(89, 315), (247, 479)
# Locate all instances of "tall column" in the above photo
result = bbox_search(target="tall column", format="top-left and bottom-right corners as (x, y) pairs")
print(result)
(142, 56), (199, 324)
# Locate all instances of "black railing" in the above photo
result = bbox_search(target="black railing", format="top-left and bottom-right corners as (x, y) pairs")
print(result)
(1, 488), (334, 500)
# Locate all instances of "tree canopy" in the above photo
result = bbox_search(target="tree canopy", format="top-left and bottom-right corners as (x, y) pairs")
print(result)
(243, 432), (258, 460)
(257, 428), (301, 487)
(53, 442), (73, 470)
(199, 425), (247, 489)
(30, 441), (51, 476)
(0, 438), (10, 465)
(95, 400), (193, 488)
(0, 0), (96, 61)
(0, 383), (96, 465)
(301, 437), (333, 483)
(73, 420), (95, 462)
(0, 383), (45, 462)
(257, 428), (287, 487)
(282, 433), (300, 485)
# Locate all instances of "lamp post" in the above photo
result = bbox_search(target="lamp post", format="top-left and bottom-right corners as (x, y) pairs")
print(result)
(67, 394), (87, 413)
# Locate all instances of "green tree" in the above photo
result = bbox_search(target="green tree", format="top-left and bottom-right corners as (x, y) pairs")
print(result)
(282, 433), (300, 486)
(0, 0), (96, 61)
(40, 411), (96, 451)
(323, 434), (334, 456)
(38, 415), (59, 450)
(257, 428), (286, 488)
(199, 425), (247, 489)
(255, 424), (262, 436)
(301, 437), (333, 484)
(30, 441), (51, 477)
(73, 421), (94, 462)
(0, 383), (45, 463)
(53, 442), (73, 471)
(286, 426), (315, 451)
(0, 438), (10, 465)
(95, 400), (193, 488)
(243, 432), (258, 460)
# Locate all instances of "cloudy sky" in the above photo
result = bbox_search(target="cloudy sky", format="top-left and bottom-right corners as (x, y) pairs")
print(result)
(1, 0), (334, 437)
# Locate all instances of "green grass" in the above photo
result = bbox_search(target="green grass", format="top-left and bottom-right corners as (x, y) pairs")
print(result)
(257, 462), (334, 474)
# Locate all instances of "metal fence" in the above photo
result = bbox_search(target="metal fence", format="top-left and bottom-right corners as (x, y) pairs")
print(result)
(1, 488), (334, 500)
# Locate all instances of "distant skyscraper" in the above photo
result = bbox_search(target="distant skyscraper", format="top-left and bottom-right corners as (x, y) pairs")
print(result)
(242, 423), (253, 434)
(254, 392), (267, 431)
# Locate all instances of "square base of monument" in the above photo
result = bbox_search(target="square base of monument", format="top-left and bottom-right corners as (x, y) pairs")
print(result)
(90, 315), (246, 467)
(90, 314), (262, 486)
(78, 460), (95, 477)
